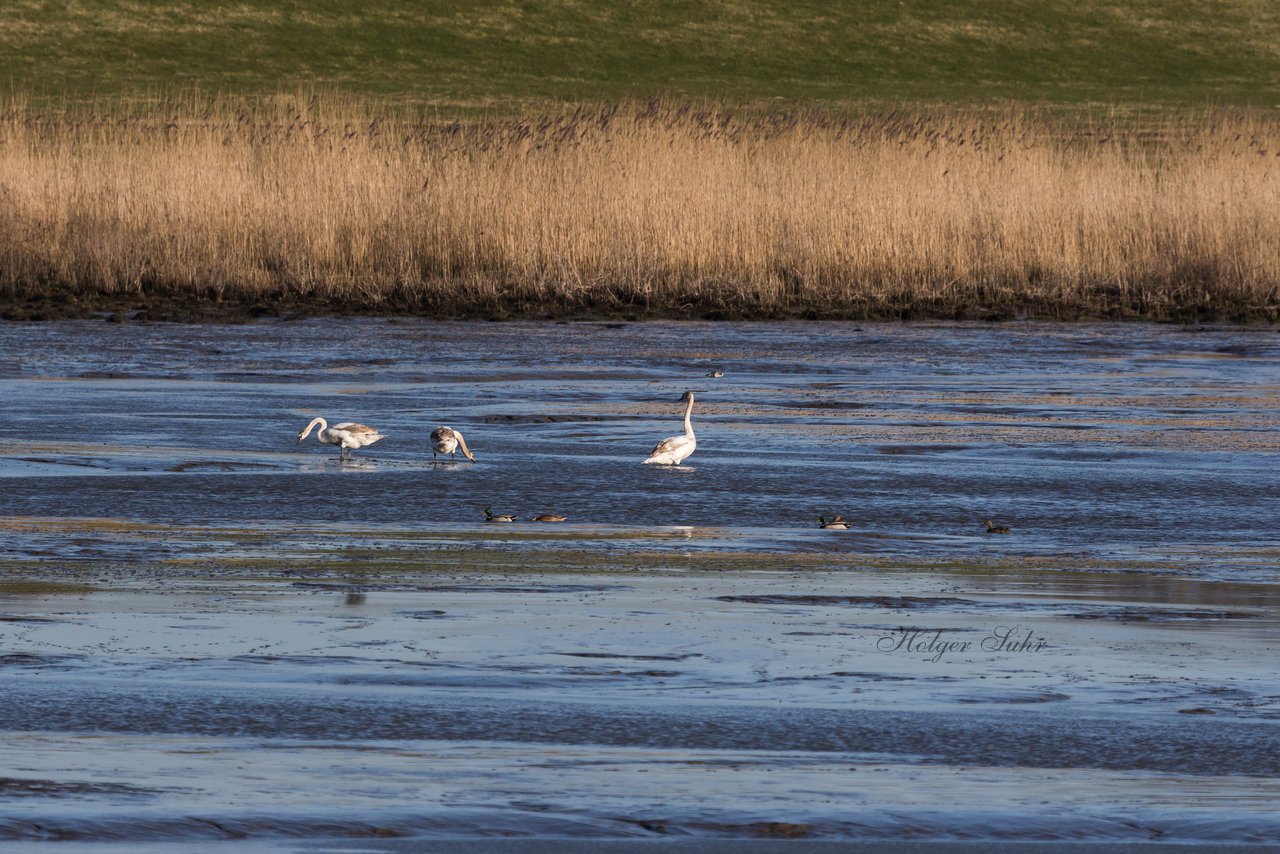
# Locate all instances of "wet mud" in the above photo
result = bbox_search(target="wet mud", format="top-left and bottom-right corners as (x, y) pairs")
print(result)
(0, 319), (1278, 847)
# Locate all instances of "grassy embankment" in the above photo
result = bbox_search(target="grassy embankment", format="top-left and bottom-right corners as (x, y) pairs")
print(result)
(2, 2), (1279, 320)
(5, 1), (1280, 107)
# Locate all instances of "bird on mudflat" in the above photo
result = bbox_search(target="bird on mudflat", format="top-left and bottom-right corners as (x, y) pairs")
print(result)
(642, 391), (697, 466)
(430, 426), (475, 462)
(297, 417), (384, 462)
(530, 514), (567, 522)
(706, 370), (724, 378)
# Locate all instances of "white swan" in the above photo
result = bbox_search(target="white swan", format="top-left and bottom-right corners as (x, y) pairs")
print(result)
(643, 390), (697, 466)
(297, 417), (385, 462)
(430, 426), (475, 462)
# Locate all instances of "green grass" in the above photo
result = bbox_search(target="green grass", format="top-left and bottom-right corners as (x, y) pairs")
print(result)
(3, 1), (1279, 108)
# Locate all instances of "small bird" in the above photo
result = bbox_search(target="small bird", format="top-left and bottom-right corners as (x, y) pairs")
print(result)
(819, 515), (849, 530)
(484, 507), (517, 523)
(431, 426), (475, 462)
(530, 514), (567, 522)
(984, 519), (1011, 534)
(706, 370), (724, 378)
(643, 391), (697, 466)
(297, 417), (384, 462)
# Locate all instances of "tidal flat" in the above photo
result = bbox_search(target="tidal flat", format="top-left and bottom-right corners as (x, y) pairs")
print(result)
(0, 319), (1277, 849)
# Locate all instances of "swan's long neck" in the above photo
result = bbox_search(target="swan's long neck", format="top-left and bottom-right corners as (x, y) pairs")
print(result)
(301, 417), (327, 440)
(683, 397), (695, 437)
(455, 431), (475, 461)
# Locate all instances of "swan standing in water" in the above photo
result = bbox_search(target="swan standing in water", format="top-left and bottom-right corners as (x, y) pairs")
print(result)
(643, 390), (697, 466)
(296, 417), (384, 462)
(431, 426), (475, 462)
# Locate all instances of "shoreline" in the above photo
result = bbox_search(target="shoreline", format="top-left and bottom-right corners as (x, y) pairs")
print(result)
(3, 290), (1276, 324)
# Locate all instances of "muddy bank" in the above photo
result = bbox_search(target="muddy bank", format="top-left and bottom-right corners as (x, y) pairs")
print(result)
(2, 286), (1276, 323)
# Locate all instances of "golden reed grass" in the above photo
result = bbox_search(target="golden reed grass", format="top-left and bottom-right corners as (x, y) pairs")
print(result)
(1, 96), (1277, 320)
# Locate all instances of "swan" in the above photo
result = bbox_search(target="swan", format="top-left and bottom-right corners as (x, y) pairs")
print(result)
(643, 391), (697, 466)
(484, 507), (518, 522)
(984, 519), (1011, 534)
(819, 515), (849, 530)
(296, 417), (384, 462)
(431, 426), (475, 462)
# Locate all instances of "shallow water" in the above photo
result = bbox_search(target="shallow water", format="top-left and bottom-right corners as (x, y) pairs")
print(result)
(0, 319), (1278, 846)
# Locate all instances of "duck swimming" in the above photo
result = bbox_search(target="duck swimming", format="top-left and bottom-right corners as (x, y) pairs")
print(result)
(531, 514), (567, 522)
(984, 519), (1011, 534)
(819, 515), (849, 530)
(484, 507), (518, 523)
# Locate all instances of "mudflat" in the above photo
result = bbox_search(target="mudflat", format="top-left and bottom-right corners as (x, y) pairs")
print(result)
(1, 319), (1277, 846)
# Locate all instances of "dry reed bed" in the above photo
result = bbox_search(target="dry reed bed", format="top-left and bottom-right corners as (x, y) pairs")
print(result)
(1, 99), (1278, 320)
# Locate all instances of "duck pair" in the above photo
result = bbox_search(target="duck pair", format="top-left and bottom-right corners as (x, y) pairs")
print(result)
(296, 419), (474, 463)
(819, 516), (1013, 534)
(484, 508), (566, 523)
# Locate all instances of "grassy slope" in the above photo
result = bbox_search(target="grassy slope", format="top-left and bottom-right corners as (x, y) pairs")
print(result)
(3, 1), (1280, 107)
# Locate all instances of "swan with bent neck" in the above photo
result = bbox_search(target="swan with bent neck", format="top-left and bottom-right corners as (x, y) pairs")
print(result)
(430, 426), (475, 462)
(297, 417), (385, 462)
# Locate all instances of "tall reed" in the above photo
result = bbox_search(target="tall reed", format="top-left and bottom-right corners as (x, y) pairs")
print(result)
(1, 96), (1277, 319)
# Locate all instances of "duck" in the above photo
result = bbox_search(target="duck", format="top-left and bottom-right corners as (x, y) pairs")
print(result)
(705, 370), (724, 378)
(530, 514), (567, 522)
(819, 515), (849, 530)
(296, 417), (384, 462)
(430, 426), (475, 462)
(984, 519), (1012, 534)
(484, 507), (518, 523)
(642, 391), (697, 466)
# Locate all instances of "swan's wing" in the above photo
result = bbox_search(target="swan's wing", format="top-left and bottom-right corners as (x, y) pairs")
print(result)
(334, 423), (385, 444)
(334, 422), (381, 435)
(647, 434), (691, 457)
